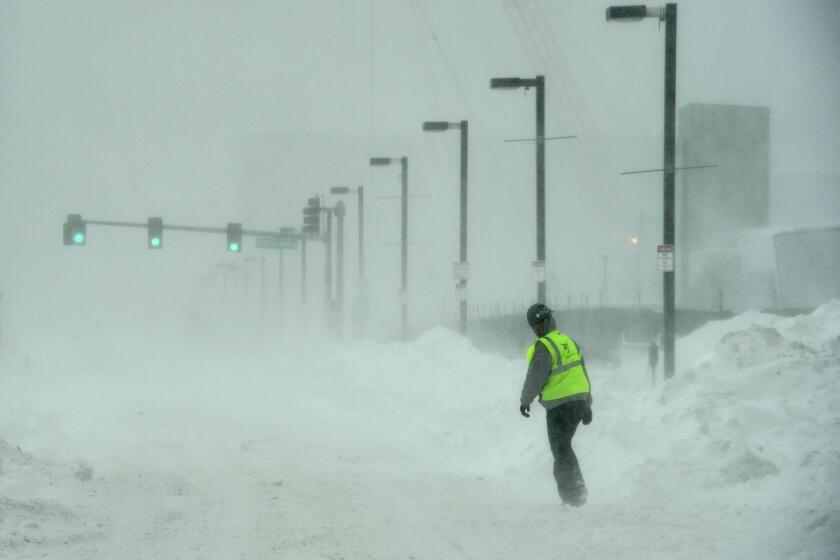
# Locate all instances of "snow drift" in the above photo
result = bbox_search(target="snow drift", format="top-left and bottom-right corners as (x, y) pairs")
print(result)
(1, 303), (838, 558)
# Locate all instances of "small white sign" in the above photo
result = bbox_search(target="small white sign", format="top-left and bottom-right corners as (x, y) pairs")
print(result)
(657, 245), (674, 272)
(532, 260), (546, 282)
(453, 262), (470, 281)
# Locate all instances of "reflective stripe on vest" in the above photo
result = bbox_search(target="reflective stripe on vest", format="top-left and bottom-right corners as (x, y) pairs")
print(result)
(527, 331), (590, 403)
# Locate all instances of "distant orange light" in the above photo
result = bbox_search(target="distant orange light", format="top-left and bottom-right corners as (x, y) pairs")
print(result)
(629, 236), (640, 245)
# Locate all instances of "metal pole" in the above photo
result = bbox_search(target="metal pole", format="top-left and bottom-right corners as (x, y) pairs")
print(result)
(459, 121), (469, 336)
(400, 156), (408, 341)
(536, 75), (546, 304)
(279, 249), (285, 291)
(358, 186), (364, 281)
(261, 256), (266, 324)
(358, 185), (365, 337)
(663, 3), (677, 379)
(301, 239), (307, 302)
(279, 247), (285, 322)
(336, 201), (346, 335)
(326, 209), (333, 312)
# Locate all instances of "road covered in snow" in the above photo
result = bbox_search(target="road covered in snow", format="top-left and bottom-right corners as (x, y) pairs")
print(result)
(2, 303), (839, 559)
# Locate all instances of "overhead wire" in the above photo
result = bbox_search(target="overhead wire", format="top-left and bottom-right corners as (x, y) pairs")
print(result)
(410, 0), (513, 185)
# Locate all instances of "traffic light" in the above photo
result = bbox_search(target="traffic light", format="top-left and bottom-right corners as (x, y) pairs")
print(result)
(148, 217), (163, 249)
(227, 223), (242, 252)
(302, 196), (321, 235)
(63, 214), (86, 246)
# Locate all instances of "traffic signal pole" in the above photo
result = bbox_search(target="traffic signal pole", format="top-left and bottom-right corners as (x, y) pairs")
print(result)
(65, 217), (306, 245)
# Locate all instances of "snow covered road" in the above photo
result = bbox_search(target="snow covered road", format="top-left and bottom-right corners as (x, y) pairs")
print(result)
(2, 304), (839, 559)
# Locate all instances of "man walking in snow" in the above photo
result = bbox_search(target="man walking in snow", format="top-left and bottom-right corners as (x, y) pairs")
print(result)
(519, 304), (592, 506)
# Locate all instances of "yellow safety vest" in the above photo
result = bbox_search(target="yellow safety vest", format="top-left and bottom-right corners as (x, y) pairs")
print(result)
(527, 330), (591, 404)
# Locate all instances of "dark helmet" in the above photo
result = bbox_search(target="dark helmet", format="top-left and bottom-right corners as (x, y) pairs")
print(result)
(526, 303), (552, 328)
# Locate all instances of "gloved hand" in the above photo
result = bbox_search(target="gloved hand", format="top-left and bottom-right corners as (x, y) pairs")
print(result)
(519, 404), (530, 418)
(582, 404), (593, 425)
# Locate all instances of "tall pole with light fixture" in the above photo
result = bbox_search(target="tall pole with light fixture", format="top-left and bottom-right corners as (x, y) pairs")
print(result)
(335, 200), (345, 334)
(606, 3), (677, 379)
(331, 185), (366, 335)
(370, 156), (409, 341)
(490, 76), (546, 304)
(422, 120), (469, 335)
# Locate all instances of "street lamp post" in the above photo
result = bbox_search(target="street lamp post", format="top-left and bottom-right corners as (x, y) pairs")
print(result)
(335, 200), (346, 335)
(331, 185), (366, 337)
(606, 3), (678, 379)
(490, 76), (546, 304)
(370, 156), (409, 340)
(330, 186), (365, 283)
(423, 120), (469, 336)
(325, 206), (333, 313)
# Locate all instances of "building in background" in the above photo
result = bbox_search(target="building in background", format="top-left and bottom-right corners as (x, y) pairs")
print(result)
(774, 225), (840, 309)
(677, 103), (770, 311)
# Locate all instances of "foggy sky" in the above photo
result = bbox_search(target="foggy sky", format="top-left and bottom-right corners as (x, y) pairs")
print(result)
(1, 0), (838, 343)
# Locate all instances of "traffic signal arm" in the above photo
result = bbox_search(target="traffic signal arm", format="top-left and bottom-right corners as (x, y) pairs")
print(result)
(64, 215), (304, 250)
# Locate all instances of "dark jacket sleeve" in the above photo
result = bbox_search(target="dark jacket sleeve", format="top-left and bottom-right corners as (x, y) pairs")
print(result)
(520, 342), (553, 406)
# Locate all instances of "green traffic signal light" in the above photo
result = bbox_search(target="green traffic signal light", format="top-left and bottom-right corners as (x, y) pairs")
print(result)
(147, 217), (163, 249)
(64, 215), (86, 246)
(226, 223), (242, 252)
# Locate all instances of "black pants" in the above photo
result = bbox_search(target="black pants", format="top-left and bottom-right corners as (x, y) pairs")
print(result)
(545, 400), (587, 505)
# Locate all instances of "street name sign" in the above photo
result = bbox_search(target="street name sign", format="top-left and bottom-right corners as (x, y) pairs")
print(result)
(256, 237), (299, 250)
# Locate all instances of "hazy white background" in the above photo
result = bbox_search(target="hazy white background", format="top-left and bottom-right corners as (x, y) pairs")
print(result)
(0, 0), (837, 343)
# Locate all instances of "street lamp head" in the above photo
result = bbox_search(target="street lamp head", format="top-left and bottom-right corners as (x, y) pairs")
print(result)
(422, 121), (451, 131)
(490, 77), (524, 89)
(369, 157), (392, 166)
(330, 186), (352, 194)
(605, 5), (650, 21)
